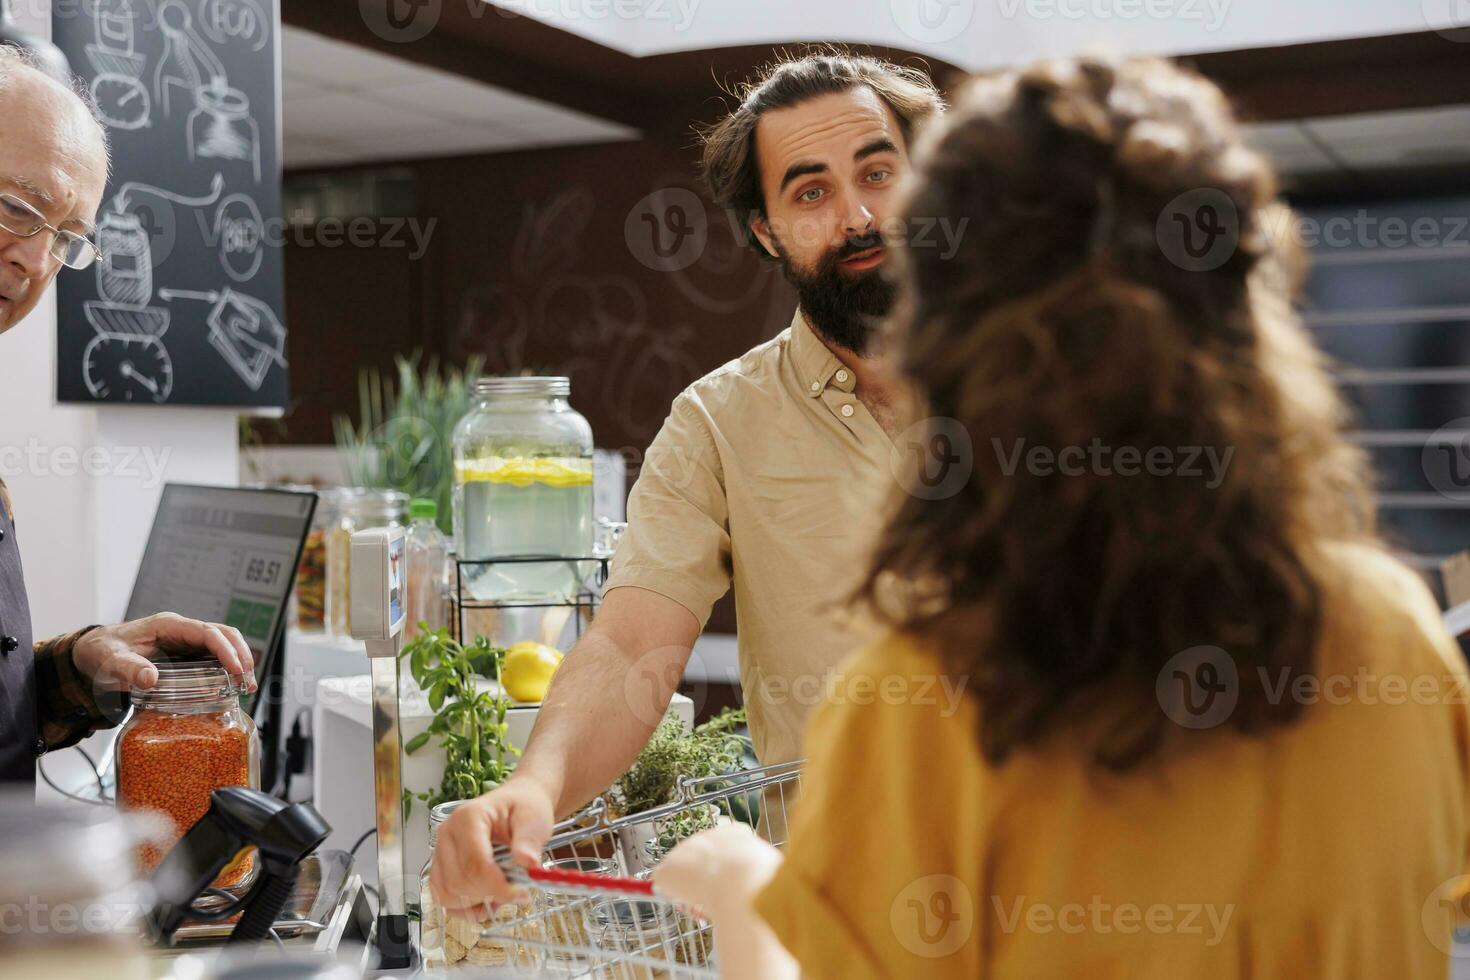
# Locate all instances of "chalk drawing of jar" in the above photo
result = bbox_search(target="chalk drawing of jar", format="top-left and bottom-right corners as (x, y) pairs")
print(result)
(97, 210), (153, 305)
(187, 81), (260, 182)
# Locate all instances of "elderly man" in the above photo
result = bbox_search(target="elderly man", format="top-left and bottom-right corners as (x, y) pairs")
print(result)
(0, 46), (255, 783)
(433, 51), (944, 907)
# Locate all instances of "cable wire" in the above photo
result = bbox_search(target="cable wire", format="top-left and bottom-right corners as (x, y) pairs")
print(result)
(37, 755), (108, 806)
(349, 827), (376, 859)
(73, 744), (107, 799)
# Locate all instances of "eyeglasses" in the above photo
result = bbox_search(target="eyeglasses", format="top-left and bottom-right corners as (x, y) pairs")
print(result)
(0, 192), (102, 271)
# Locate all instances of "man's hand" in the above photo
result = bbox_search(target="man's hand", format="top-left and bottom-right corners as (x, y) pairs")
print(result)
(429, 776), (556, 914)
(72, 612), (256, 693)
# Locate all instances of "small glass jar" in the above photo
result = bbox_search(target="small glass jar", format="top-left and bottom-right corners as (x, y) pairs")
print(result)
(589, 896), (684, 979)
(419, 800), (539, 975)
(0, 798), (152, 980)
(538, 855), (618, 971)
(115, 660), (261, 893)
(293, 488), (337, 633)
(326, 488), (408, 637)
(452, 377), (594, 603)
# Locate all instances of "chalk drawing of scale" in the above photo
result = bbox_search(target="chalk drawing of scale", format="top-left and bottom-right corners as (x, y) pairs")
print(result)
(82, 174), (225, 403)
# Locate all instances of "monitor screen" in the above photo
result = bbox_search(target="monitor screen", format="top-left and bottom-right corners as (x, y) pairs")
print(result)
(126, 484), (317, 674)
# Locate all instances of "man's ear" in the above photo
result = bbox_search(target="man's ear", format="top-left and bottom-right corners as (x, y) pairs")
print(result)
(749, 212), (780, 260)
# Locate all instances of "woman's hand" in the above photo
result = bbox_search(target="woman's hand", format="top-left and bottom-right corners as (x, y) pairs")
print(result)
(654, 822), (783, 919)
(654, 823), (799, 980)
(72, 613), (256, 693)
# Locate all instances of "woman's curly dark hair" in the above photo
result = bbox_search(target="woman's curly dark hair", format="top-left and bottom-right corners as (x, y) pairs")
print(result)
(860, 55), (1379, 770)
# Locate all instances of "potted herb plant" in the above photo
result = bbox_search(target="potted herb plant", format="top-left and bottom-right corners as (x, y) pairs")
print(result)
(610, 707), (749, 872)
(399, 627), (519, 811)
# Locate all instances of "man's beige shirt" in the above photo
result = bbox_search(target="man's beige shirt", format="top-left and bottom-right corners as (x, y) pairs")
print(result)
(605, 310), (899, 764)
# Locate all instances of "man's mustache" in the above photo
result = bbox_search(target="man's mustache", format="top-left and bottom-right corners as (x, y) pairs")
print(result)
(833, 232), (884, 262)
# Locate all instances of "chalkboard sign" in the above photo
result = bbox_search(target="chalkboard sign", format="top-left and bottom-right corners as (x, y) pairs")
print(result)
(53, 0), (287, 408)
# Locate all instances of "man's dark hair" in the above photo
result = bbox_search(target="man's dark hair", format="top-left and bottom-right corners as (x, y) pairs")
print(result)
(697, 49), (943, 255)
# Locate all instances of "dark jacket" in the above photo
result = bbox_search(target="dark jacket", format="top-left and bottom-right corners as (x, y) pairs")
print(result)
(0, 480), (114, 782)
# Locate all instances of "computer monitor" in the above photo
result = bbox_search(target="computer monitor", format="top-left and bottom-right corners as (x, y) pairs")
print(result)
(126, 483), (317, 683)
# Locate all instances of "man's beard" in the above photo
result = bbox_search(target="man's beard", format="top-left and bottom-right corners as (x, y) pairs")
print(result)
(777, 232), (896, 356)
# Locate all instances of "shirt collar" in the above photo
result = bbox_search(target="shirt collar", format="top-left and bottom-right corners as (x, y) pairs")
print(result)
(790, 309), (858, 398)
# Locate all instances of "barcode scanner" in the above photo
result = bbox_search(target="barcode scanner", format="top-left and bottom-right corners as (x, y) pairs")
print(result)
(147, 786), (330, 946)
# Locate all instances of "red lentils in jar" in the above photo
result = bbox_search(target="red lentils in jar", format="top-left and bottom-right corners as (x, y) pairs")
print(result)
(115, 660), (261, 891)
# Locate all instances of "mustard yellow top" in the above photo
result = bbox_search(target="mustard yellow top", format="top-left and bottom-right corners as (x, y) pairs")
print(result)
(755, 543), (1470, 978)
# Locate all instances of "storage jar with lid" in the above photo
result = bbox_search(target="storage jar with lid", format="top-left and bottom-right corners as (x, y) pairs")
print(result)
(451, 377), (594, 602)
(293, 487), (337, 632)
(115, 659), (261, 893)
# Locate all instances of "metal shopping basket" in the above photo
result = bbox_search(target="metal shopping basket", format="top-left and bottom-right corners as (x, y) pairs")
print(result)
(463, 761), (803, 978)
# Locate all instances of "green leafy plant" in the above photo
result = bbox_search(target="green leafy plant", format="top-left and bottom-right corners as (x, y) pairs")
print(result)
(400, 626), (519, 810)
(333, 352), (485, 535)
(613, 707), (749, 816)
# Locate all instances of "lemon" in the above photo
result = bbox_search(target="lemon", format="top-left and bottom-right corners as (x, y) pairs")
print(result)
(502, 641), (564, 702)
(456, 457), (592, 489)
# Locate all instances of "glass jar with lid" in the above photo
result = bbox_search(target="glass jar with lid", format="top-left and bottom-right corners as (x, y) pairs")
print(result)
(0, 796), (153, 980)
(419, 799), (540, 974)
(589, 895), (690, 978)
(293, 487), (337, 633)
(451, 377), (594, 602)
(115, 659), (261, 894)
(325, 488), (408, 637)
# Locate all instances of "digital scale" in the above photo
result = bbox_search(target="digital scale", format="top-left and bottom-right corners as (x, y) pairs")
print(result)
(347, 526), (415, 971)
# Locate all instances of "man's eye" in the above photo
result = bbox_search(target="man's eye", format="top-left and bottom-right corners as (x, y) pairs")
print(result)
(0, 197), (35, 223)
(867, 170), (892, 183)
(798, 187), (824, 203)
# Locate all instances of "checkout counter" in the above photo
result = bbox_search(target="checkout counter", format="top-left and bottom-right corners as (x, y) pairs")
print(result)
(21, 490), (699, 978)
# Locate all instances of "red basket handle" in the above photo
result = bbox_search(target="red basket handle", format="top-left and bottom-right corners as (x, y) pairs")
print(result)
(526, 865), (656, 896)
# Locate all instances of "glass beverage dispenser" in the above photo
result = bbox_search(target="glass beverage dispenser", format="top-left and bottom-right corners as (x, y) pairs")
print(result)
(451, 377), (594, 603)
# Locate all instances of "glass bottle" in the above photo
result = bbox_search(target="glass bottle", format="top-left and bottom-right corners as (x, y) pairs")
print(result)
(115, 660), (261, 894)
(451, 377), (594, 602)
(405, 498), (450, 642)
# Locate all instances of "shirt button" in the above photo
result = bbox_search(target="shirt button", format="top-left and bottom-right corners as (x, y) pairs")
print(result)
(0, 528), (6, 541)
(31, 737), (46, 757)
(840, 404), (855, 418)
(1, 636), (17, 654)
(835, 370), (849, 383)
(809, 381), (821, 393)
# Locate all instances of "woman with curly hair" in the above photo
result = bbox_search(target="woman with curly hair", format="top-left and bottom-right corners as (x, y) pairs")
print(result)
(656, 54), (1470, 979)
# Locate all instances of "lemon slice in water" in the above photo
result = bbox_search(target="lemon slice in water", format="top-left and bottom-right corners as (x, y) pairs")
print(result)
(457, 457), (592, 488)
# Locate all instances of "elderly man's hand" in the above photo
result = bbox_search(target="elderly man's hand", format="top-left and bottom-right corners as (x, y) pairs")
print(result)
(72, 613), (256, 693)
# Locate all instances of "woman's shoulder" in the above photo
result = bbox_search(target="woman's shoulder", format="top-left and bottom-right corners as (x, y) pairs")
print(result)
(817, 630), (981, 745)
(1317, 540), (1462, 675)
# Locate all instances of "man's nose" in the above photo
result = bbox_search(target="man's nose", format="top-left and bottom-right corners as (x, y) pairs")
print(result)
(0, 230), (52, 279)
(841, 196), (877, 237)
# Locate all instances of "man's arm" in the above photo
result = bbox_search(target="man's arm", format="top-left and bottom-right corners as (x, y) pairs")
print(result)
(515, 584), (701, 817)
(35, 613), (255, 750)
(34, 625), (110, 750)
(429, 584), (699, 911)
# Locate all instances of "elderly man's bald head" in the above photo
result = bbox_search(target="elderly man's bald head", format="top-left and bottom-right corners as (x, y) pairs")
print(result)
(0, 44), (110, 332)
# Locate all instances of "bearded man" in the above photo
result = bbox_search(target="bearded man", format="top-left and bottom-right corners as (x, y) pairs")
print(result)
(433, 52), (942, 907)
